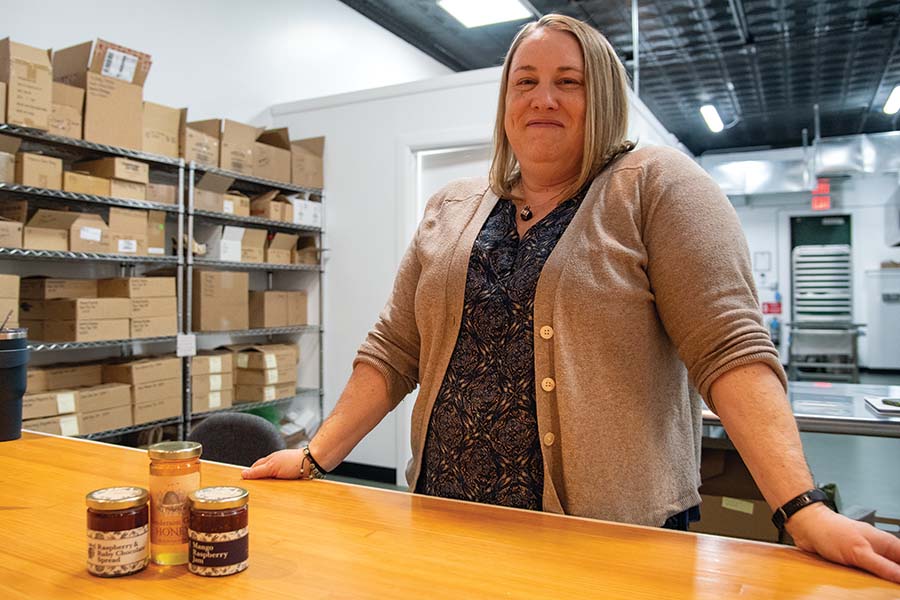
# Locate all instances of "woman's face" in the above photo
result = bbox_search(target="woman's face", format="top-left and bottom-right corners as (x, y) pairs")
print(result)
(504, 28), (586, 179)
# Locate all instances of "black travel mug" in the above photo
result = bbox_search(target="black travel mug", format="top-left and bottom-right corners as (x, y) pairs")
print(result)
(0, 328), (29, 442)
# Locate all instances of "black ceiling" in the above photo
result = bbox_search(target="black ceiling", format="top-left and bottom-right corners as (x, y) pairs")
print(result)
(339, 0), (900, 155)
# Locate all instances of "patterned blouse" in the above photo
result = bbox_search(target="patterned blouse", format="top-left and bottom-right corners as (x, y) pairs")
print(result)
(418, 188), (587, 510)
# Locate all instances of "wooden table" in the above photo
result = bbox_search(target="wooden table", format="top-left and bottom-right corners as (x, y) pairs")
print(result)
(2, 433), (897, 599)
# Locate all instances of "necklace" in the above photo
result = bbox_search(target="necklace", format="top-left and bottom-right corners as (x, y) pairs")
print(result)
(519, 206), (533, 221)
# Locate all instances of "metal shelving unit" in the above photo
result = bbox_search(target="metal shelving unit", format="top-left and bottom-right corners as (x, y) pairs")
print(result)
(0, 183), (180, 212)
(79, 417), (183, 441)
(192, 163), (322, 196)
(0, 247), (180, 264)
(191, 388), (319, 418)
(192, 208), (321, 232)
(192, 258), (319, 272)
(194, 325), (320, 338)
(29, 336), (178, 352)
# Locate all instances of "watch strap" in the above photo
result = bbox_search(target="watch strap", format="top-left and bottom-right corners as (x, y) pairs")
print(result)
(772, 488), (829, 532)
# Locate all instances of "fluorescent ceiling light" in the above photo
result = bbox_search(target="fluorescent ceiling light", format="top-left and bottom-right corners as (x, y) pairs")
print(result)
(700, 104), (725, 133)
(884, 85), (900, 115)
(438, 0), (533, 28)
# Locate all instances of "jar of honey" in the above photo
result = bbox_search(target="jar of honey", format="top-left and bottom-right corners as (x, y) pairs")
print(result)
(148, 441), (202, 565)
(85, 486), (150, 577)
(188, 486), (249, 577)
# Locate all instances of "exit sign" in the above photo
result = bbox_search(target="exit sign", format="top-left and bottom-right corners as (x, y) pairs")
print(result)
(812, 195), (831, 210)
(812, 178), (831, 210)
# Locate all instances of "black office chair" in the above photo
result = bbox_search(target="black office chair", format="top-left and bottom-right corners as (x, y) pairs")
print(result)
(187, 412), (286, 467)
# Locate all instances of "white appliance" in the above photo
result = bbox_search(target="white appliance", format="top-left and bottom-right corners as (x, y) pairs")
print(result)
(865, 269), (900, 369)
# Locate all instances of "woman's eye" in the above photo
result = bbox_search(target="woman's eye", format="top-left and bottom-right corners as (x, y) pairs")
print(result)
(516, 79), (536, 86)
(559, 78), (582, 86)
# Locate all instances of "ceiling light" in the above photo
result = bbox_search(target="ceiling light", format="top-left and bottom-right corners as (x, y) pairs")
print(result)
(700, 104), (725, 133)
(438, 0), (533, 28)
(884, 85), (900, 115)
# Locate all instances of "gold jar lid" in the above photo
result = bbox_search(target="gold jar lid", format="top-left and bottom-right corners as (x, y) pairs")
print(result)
(86, 486), (149, 511)
(148, 441), (202, 460)
(189, 486), (249, 511)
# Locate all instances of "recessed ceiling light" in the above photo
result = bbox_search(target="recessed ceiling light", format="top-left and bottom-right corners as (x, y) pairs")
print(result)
(700, 104), (725, 133)
(438, 0), (533, 28)
(884, 85), (900, 115)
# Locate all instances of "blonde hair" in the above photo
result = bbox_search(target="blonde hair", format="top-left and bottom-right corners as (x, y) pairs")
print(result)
(489, 14), (634, 201)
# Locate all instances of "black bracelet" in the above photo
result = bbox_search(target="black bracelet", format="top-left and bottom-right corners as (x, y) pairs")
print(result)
(771, 488), (831, 532)
(305, 446), (328, 475)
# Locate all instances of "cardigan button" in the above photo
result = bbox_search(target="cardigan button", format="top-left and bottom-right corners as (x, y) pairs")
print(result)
(539, 325), (554, 340)
(540, 377), (556, 392)
(543, 432), (556, 446)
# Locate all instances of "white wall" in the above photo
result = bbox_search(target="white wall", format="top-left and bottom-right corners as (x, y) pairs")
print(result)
(266, 68), (689, 470)
(4, 0), (451, 124)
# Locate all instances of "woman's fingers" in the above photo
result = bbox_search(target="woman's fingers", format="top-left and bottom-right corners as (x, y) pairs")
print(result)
(242, 458), (273, 479)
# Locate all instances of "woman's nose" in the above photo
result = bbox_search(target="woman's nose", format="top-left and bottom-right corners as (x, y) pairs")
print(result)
(529, 84), (559, 110)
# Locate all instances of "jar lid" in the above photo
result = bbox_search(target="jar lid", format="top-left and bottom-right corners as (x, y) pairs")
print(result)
(189, 486), (249, 510)
(148, 441), (202, 460)
(86, 486), (149, 511)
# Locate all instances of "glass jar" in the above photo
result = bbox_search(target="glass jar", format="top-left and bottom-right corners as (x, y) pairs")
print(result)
(85, 486), (150, 577)
(148, 441), (202, 565)
(188, 486), (249, 577)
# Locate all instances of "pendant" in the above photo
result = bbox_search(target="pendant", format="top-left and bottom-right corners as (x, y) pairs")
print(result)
(520, 205), (533, 221)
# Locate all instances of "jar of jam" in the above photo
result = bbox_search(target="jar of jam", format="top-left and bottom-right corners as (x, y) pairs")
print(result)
(85, 486), (150, 577)
(148, 441), (202, 565)
(188, 486), (249, 577)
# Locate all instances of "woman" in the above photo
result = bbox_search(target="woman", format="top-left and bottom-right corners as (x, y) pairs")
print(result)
(245, 15), (900, 582)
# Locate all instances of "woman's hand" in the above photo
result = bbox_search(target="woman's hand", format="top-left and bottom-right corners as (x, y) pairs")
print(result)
(787, 503), (900, 583)
(241, 449), (304, 480)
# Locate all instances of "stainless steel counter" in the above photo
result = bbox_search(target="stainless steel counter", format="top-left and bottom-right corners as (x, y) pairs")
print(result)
(703, 381), (900, 438)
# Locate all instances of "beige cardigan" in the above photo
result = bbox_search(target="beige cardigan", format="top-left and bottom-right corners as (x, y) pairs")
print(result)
(354, 145), (786, 526)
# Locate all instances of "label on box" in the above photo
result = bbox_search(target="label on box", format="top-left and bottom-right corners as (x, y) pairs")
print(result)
(264, 387), (275, 401)
(148, 247), (164, 255)
(209, 391), (221, 409)
(80, 226), (102, 242)
(101, 48), (139, 83)
(222, 200), (234, 214)
(265, 355), (276, 369)
(721, 497), (754, 515)
(210, 375), (222, 390)
(177, 334), (197, 358)
(56, 392), (76, 414)
(209, 357), (222, 372)
(117, 239), (137, 253)
(266, 370), (276, 385)
(60, 414), (80, 436)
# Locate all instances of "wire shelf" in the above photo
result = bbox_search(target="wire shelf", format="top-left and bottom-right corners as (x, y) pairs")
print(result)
(29, 336), (177, 352)
(79, 417), (183, 440)
(0, 183), (180, 212)
(0, 247), (180, 264)
(191, 388), (320, 418)
(0, 124), (183, 167)
(192, 209), (321, 233)
(192, 163), (322, 196)
(194, 325), (320, 337)
(191, 258), (319, 272)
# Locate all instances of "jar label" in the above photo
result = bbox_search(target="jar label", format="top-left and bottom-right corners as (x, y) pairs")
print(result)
(87, 524), (149, 576)
(150, 472), (200, 546)
(189, 528), (249, 576)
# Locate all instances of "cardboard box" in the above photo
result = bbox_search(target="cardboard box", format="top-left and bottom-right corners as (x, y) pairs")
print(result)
(292, 236), (318, 266)
(147, 210), (166, 255)
(192, 388), (233, 413)
(21, 277), (97, 299)
(289, 198), (322, 228)
(75, 157), (149, 184)
(235, 382), (295, 403)
(53, 40), (152, 150)
(0, 217), (22, 248)
(109, 179), (146, 201)
(16, 153), (63, 189)
(0, 39), (52, 129)
(80, 403), (133, 435)
(200, 225), (244, 262)
(23, 414), (81, 436)
(98, 277), (175, 298)
(77, 383), (131, 413)
(220, 120), (262, 174)
(0, 273), (18, 298)
(63, 171), (110, 196)
(0, 198), (28, 223)
(235, 365), (296, 386)
(232, 343), (299, 370)
(131, 314), (177, 338)
(241, 228), (267, 263)
(0, 81), (5, 123)
(287, 291), (308, 325)
(133, 394), (181, 425)
(31, 365), (88, 393)
(266, 233), (298, 265)
(191, 351), (234, 376)
(142, 101), (179, 158)
(131, 378), (180, 404)
(24, 383), (131, 420)
(21, 319), (42, 340)
(254, 128), (292, 183)
(222, 191), (249, 217)
(45, 297), (131, 320)
(192, 270), (249, 332)
(18, 298), (45, 321)
(250, 190), (290, 222)
(43, 318), (129, 342)
(191, 372), (234, 396)
(130, 296), (176, 318)
(248, 291), (288, 328)
(0, 134), (19, 183)
(291, 137), (324, 188)
(103, 355), (181, 385)
(25, 209), (110, 253)
(181, 113), (219, 167)
(49, 82), (84, 139)
(23, 222), (66, 251)
(109, 207), (148, 255)
(0, 296), (17, 328)
(193, 172), (233, 213)
(147, 182), (177, 205)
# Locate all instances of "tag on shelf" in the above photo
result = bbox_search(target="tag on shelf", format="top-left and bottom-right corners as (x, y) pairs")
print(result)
(176, 334), (197, 357)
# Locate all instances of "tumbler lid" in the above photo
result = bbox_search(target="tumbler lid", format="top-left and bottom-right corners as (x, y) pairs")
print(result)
(0, 328), (27, 340)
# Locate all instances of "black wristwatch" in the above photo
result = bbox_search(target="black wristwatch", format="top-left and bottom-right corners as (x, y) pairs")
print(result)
(772, 488), (831, 532)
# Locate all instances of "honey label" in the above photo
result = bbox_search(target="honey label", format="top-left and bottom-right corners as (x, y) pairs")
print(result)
(150, 473), (200, 546)
(189, 528), (249, 576)
(87, 524), (149, 576)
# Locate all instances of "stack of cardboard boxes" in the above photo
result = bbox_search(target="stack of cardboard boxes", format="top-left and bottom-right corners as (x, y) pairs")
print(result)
(191, 350), (235, 413)
(249, 291), (308, 328)
(99, 277), (177, 338)
(232, 343), (299, 403)
(104, 356), (182, 426)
